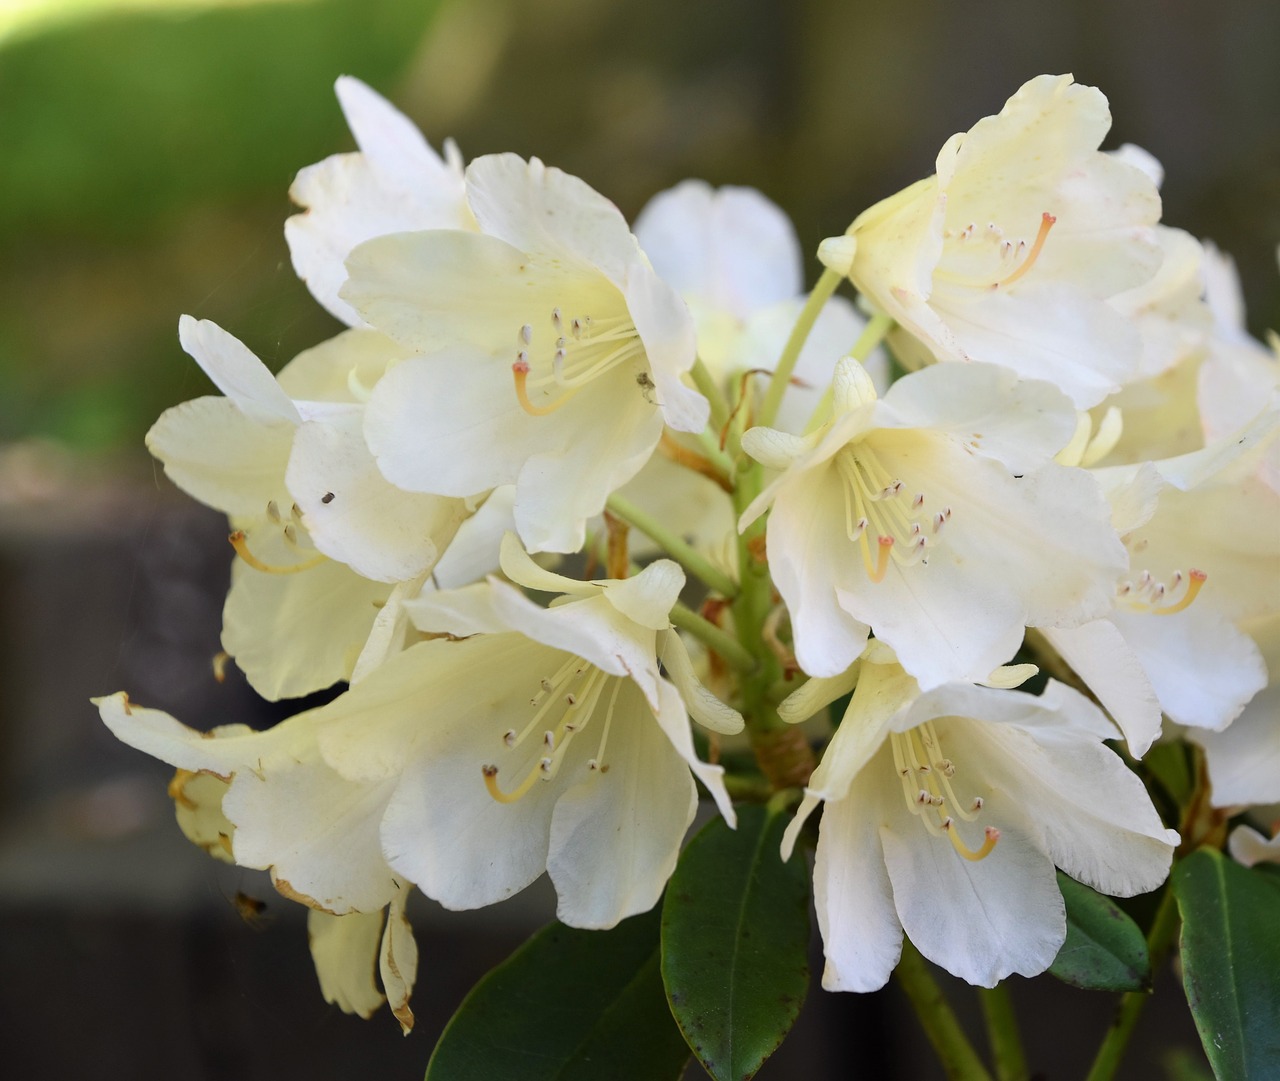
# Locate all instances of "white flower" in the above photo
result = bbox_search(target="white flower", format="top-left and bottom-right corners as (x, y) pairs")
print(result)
(334, 535), (741, 928)
(610, 180), (877, 558)
(1196, 242), (1280, 491)
(1190, 611), (1280, 807)
(344, 153), (709, 554)
(92, 705), (422, 1030)
(830, 74), (1162, 408)
(633, 179), (878, 430)
(739, 357), (1126, 687)
(308, 891), (418, 1033)
(146, 316), (474, 698)
(1227, 820), (1280, 868)
(1041, 411), (1280, 754)
(778, 645), (1178, 991)
(286, 76), (471, 327)
(101, 537), (740, 934)
(94, 698), (406, 914)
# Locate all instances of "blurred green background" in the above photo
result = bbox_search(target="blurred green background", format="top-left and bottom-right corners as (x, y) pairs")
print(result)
(1, 0), (1277, 460)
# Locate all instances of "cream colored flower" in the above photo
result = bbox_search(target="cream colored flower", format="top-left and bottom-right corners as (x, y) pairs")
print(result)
(346, 155), (708, 554)
(286, 76), (471, 326)
(778, 645), (1177, 991)
(740, 357), (1125, 687)
(830, 74), (1162, 408)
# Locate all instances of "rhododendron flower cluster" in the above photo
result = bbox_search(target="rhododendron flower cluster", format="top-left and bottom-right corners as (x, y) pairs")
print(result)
(96, 72), (1280, 1077)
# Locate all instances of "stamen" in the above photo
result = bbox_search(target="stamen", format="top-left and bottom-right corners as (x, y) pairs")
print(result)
(996, 212), (1056, 288)
(265, 500), (281, 523)
(228, 531), (326, 575)
(589, 678), (623, 775)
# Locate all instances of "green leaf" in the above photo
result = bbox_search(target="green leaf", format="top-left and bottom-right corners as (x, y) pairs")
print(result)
(1048, 872), (1151, 991)
(425, 907), (689, 1081)
(1144, 741), (1195, 808)
(1173, 848), (1280, 1081)
(661, 803), (811, 1081)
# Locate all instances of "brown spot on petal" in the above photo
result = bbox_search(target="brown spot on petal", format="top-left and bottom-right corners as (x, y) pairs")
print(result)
(392, 1001), (415, 1036)
(271, 875), (336, 914)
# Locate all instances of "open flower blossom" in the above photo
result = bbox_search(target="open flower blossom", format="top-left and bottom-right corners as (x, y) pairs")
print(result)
(777, 642), (1178, 991)
(98, 536), (739, 934)
(286, 75), (472, 327)
(343, 153), (709, 554)
(94, 695), (420, 1027)
(827, 73), (1162, 408)
(146, 315), (477, 698)
(612, 180), (879, 559)
(739, 356), (1126, 687)
(1195, 242), (1280, 492)
(1040, 406), (1280, 754)
(93, 68), (1280, 1070)
(368, 535), (741, 928)
(633, 178), (877, 431)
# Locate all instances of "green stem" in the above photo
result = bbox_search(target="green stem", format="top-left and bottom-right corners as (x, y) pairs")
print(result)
(605, 493), (737, 599)
(756, 267), (842, 431)
(690, 356), (731, 435)
(670, 601), (756, 674)
(801, 311), (895, 433)
(978, 983), (1028, 1081)
(723, 774), (773, 803)
(1083, 886), (1181, 1081)
(691, 427), (735, 478)
(895, 941), (995, 1081)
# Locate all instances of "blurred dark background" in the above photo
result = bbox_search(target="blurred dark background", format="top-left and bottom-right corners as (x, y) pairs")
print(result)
(0, 0), (1273, 1076)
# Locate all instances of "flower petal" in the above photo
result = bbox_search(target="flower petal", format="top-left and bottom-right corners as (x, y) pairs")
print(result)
(307, 908), (387, 1019)
(146, 397), (293, 519)
(287, 408), (470, 582)
(547, 680), (698, 928)
(632, 180), (802, 321)
(177, 316), (300, 425)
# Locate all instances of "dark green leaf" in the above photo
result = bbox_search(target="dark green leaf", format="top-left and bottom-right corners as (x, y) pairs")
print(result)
(1173, 848), (1280, 1081)
(1144, 741), (1195, 807)
(661, 804), (811, 1081)
(425, 906), (689, 1081)
(1048, 872), (1150, 991)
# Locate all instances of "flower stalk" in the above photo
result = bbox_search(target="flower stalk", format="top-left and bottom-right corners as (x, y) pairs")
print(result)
(896, 941), (996, 1081)
(979, 983), (1029, 1081)
(1083, 886), (1181, 1081)
(605, 493), (738, 599)
(756, 266), (842, 431)
(670, 601), (757, 674)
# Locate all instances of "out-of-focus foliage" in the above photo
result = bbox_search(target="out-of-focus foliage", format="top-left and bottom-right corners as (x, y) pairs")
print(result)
(0, 0), (436, 235)
(0, 0), (440, 450)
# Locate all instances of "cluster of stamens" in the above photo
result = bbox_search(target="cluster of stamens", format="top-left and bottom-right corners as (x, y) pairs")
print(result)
(891, 722), (999, 862)
(481, 655), (622, 804)
(511, 307), (647, 416)
(835, 445), (950, 582)
(943, 210), (1057, 290)
(1117, 566), (1207, 616)
(228, 500), (327, 575)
